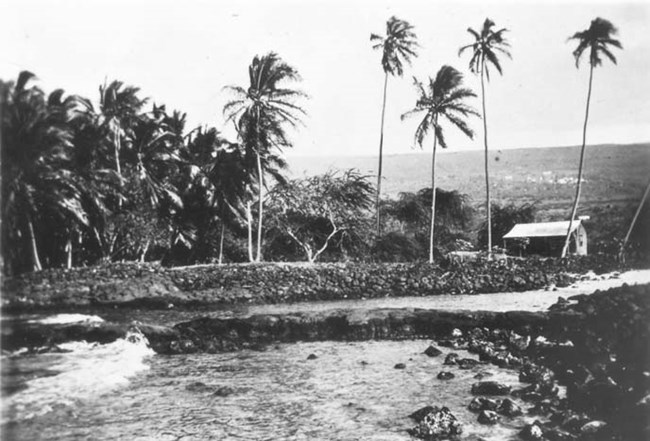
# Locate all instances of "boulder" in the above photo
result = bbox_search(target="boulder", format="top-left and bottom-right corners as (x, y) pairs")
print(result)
(394, 363), (406, 369)
(520, 421), (545, 440)
(477, 410), (500, 425)
(468, 397), (499, 413)
(437, 371), (455, 380)
(307, 353), (318, 360)
(424, 345), (443, 357)
(408, 406), (463, 440)
(443, 353), (459, 365)
(497, 398), (523, 417)
(471, 381), (511, 396)
(458, 358), (481, 370)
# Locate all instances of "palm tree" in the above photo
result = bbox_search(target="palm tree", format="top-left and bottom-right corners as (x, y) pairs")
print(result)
(459, 18), (511, 256)
(370, 16), (418, 236)
(401, 66), (479, 263)
(561, 17), (622, 257)
(223, 52), (306, 262)
(1, 72), (90, 273)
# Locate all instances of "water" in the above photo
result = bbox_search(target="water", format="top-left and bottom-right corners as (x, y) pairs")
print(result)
(3, 340), (536, 440)
(3, 271), (648, 440)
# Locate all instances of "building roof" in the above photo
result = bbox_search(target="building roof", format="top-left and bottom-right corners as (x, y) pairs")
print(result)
(503, 220), (583, 239)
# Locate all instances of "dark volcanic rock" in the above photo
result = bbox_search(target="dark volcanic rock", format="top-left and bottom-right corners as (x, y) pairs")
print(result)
(307, 353), (318, 360)
(437, 371), (455, 380)
(408, 406), (436, 422)
(471, 381), (511, 396)
(408, 406), (463, 439)
(520, 420), (545, 440)
(424, 345), (443, 357)
(468, 397), (499, 413)
(477, 410), (500, 425)
(458, 358), (481, 370)
(443, 353), (459, 365)
(497, 398), (523, 417)
(394, 363), (406, 369)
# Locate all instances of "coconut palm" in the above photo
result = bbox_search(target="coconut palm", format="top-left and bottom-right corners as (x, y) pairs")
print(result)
(561, 17), (622, 257)
(370, 16), (418, 236)
(1, 72), (90, 273)
(401, 65), (479, 262)
(223, 52), (306, 262)
(459, 18), (511, 256)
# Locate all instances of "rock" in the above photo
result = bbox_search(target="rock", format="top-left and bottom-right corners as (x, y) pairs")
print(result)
(408, 406), (435, 422)
(468, 397), (499, 413)
(394, 363), (406, 369)
(213, 386), (235, 397)
(520, 420), (545, 440)
(471, 381), (511, 396)
(424, 345), (443, 357)
(497, 398), (523, 417)
(444, 353), (459, 365)
(408, 406), (463, 439)
(307, 353), (318, 360)
(437, 371), (455, 380)
(474, 371), (493, 380)
(580, 420), (607, 434)
(477, 410), (500, 425)
(458, 358), (481, 369)
(451, 328), (463, 338)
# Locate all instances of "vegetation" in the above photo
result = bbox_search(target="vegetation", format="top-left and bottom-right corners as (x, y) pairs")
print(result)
(401, 65), (479, 262)
(459, 18), (511, 256)
(370, 16), (418, 236)
(562, 18), (623, 257)
(1, 15), (640, 274)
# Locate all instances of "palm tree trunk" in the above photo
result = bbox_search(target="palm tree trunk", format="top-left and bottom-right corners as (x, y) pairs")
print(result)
(619, 177), (650, 262)
(218, 223), (225, 265)
(114, 125), (122, 208)
(246, 201), (254, 262)
(26, 214), (42, 272)
(255, 152), (264, 262)
(375, 72), (389, 237)
(429, 129), (439, 264)
(66, 234), (73, 269)
(562, 64), (594, 257)
(480, 59), (492, 258)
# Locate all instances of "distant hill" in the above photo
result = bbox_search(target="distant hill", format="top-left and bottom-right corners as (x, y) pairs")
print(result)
(288, 143), (650, 220)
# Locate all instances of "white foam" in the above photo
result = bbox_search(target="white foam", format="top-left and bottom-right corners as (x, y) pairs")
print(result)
(27, 313), (104, 325)
(3, 330), (154, 422)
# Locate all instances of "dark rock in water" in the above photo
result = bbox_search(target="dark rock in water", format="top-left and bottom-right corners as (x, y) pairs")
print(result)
(408, 406), (463, 439)
(307, 353), (318, 360)
(458, 358), (481, 369)
(444, 353), (459, 365)
(497, 398), (523, 417)
(477, 410), (500, 425)
(580, 420), (608, 435)
(424, 345), (442, 357)
(213, 386), (235, 397)
(409, 406), (436, 422)
(474, 371), (493, 380)
(471, 381), (511, 396)
(520, 420), (545, 440)
(519, 364), (555, 385)
(360, 360), (368, 365)
(185, 381), (211, 392)
(468, 397), (499, 413)
(394, 363), (406, 369)
(437, 371), (455, 380)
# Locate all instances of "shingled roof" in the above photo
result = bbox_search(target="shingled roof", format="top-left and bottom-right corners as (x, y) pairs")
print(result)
(502, 220), (582, 239)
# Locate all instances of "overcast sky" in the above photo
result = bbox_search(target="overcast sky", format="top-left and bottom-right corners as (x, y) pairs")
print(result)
(3, 0), (649, 157)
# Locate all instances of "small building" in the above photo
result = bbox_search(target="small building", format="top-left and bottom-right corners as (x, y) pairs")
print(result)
(502, 220), (587, 257)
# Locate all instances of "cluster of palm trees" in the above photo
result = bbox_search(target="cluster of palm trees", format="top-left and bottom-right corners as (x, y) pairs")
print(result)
(1, 15), (627, 274)
(1, 53), (307, 274)
(371, 16), (622, 262)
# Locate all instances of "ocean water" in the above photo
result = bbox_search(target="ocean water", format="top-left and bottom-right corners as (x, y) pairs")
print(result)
(2, 336), (535, 440)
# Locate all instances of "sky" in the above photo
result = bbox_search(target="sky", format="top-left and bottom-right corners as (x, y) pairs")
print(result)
(3, 0), (650, 157)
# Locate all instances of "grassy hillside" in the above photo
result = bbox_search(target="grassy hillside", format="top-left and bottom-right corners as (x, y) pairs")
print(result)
(288, 143), (650, 219)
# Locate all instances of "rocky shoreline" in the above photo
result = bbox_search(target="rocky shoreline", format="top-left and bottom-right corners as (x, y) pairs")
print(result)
(4, 282), (648, 440)
(1, 256), (631, 311)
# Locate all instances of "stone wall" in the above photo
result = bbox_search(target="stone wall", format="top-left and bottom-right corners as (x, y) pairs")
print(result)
(1, 255), (624, 310)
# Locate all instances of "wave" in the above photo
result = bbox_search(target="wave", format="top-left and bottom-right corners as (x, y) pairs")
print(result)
(2, 329), (154, 423)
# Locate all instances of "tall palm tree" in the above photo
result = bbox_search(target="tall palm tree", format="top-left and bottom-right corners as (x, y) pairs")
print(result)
(561, 17), (622, 257)
(459, 18), (511, 256)
(370, 17), (418, 236)
(401, 66), (479, 262)
(223, 52), (306, 262)
(1, 72), (89, 273)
